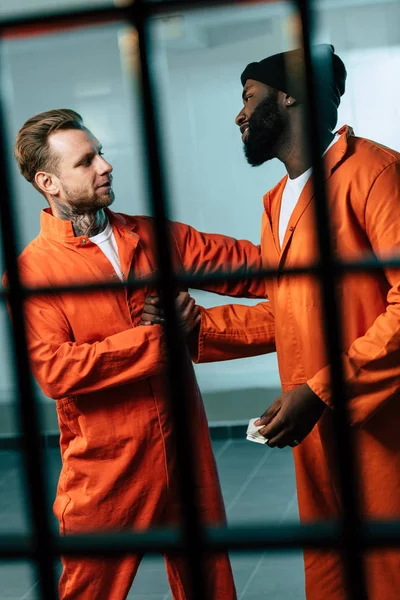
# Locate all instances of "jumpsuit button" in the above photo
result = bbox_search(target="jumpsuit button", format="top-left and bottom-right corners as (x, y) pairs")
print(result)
(82, 239), (87, 244)
(289, 226), (294, 231)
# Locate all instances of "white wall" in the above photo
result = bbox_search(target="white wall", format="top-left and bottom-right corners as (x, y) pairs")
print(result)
(1, 0), (400, 408)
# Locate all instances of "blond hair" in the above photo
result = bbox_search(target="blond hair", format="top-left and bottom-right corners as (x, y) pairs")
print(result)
(14, 108), (84, 194)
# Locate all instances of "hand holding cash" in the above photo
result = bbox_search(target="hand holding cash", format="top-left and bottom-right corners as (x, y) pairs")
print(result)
(246, 418), (268, 445)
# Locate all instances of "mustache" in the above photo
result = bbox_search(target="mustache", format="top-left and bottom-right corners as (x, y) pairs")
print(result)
(97, 175), (113, 187)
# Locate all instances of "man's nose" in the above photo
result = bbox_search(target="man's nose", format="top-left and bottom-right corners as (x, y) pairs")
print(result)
(98, 156), (113, 174)
(235, 108), (246, 127)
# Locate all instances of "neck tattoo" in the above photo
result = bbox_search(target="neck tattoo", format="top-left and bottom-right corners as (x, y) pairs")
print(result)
(52, 202), (107, 237)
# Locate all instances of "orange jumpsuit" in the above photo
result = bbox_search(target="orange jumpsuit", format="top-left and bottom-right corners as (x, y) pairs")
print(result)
(9, 208), (264, 600)
(192, 126), (400, 599)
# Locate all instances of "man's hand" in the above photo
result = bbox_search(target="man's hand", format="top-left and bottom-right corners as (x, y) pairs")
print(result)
(140, 292), (201, 336)
(255, 384), (326, 448)
(141, 296), (165, 326)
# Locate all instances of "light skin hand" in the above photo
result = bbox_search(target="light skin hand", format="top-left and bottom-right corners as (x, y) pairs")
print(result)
(254, 383), (327, 448)
(140, 292), (201, 336)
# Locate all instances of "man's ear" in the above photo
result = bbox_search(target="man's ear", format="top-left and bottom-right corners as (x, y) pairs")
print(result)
(285, 95), (297, 107)
(35, 171), (59, 196)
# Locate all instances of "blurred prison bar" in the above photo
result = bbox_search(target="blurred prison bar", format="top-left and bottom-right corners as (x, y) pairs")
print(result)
(0, 0), (400, 459)
(0, 0), (400, 598)
(0, 0), (399, 466)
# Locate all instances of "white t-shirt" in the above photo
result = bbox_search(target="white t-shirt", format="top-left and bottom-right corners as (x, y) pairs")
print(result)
(278, 134), (340, 247)
(89, 219), (124, 281)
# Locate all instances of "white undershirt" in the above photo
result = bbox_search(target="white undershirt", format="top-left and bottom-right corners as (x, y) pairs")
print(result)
(278, 134), (341, 247)
(89, 219), (124, 281)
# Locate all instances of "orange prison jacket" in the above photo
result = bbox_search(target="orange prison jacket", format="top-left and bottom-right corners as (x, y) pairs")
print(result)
(4, 208), (265, 548)
(192, 125), (400, 600)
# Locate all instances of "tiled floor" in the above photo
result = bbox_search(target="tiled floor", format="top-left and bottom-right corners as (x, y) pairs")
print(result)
(0, 440), (305, 599)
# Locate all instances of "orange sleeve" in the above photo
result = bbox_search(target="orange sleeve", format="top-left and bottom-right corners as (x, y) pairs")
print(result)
(21, 292), (165, 400)
(170, 222), (265, 299)
(308, 160), (400, 425)
(190, 301), (275, 363)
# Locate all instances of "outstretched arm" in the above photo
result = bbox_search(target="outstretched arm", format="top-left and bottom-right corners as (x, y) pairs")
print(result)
(189, 301), (276, 362)
(170, 221), (266, 299)
(140, 293), (275, 361)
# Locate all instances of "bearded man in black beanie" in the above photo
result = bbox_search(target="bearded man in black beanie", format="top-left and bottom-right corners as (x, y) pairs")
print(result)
(143, 44), (400, 599)
(187, 45), (400, 600)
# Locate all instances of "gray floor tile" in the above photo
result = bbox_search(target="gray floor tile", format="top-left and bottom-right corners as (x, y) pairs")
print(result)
(128, 555), (169, 595)
(229, 553), (265, 596)
(0, 563), (36, 599)
(244, 552), (305, 599)
(126, 597), (170, 600)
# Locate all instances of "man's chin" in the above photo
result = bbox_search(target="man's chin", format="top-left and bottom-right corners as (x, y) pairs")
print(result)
(244, 145), (274, 167)
(97, 190), (115, 207)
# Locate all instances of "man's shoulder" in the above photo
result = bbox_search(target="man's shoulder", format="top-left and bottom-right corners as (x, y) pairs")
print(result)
(2, 235), (49, 288)
(19, 236), (52, 282)
(348, 134), (400, 173)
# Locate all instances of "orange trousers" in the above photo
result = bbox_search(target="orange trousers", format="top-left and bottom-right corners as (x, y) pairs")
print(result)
(59, 551), (235, 599)
(296, 413), (400, 599)
(58, 485), (236, 600)
(58, 473), (236, 600)
(55, 375), (237, 600)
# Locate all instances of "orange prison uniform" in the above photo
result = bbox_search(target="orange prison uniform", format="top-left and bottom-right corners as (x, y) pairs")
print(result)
(192, 126), (400, 599)
(5, 208), (264, 600)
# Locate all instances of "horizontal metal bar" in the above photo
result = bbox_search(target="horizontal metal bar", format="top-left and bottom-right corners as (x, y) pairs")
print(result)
(0, 265), (295, 302)
(0, 5), (123, 33)
(3, 521), (400, 560)
(0, 0), (269, 34)
(0, 253), (399, 302)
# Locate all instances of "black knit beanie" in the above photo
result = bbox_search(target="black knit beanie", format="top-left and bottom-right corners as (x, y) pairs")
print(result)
(240, 44), (347, 109)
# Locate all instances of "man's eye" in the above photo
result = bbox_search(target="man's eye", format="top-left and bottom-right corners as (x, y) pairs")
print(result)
(245, 95), (253, 102)
(99, 151), (104, 157)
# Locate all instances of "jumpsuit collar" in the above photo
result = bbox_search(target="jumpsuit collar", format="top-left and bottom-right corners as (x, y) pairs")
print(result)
(263, 124), (354, 218)
(263, 125), (354, 257)
(39, 207), (137, 244)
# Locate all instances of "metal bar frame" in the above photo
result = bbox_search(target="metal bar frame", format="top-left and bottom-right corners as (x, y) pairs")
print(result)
(0, 48), (59, 600)
(297, 5), (367, 598)
(0, 0), (398, 598)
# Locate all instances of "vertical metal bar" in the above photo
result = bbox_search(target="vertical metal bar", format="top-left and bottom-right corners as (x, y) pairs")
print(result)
(0, 51), (58, 599)
(296, 1), (368, 598)
(126, 3), (206, 598)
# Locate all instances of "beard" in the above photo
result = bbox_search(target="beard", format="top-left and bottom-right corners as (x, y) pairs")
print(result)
(244, 91), (286, 167)
(61, 181), (115, 213)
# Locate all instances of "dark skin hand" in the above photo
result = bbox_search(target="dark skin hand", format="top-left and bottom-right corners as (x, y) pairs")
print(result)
(255, 383), (327, 448)
(140, 292), (201, 336)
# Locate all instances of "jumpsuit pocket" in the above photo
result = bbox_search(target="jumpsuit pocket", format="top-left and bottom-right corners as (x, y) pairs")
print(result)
(53, 491), (72, 536)
(58, 387), (143, 450)
(58, 397), (82, 437)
